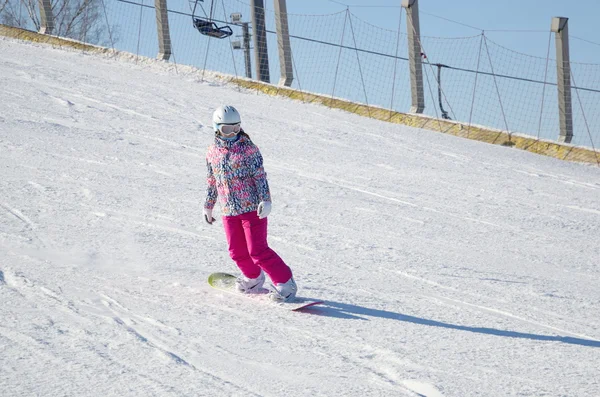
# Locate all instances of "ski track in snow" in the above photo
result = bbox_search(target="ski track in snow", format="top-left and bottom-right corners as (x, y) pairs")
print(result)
(1, 203), (37, 231)
(0, 268), (264, 396)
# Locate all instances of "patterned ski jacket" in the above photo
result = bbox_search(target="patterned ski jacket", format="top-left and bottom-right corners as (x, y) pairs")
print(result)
(204, 133), (271, 217)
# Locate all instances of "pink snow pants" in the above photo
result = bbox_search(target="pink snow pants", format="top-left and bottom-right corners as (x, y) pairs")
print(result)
(223, 211), (292, 284)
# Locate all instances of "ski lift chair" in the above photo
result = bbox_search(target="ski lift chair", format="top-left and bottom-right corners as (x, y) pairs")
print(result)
(192, 0), (233, 39)
(193, 18), (233, 39)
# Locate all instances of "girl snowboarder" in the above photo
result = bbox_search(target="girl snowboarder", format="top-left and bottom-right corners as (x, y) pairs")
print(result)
(203, 105), (297, 302)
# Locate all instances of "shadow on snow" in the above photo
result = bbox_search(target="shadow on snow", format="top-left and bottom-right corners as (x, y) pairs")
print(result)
(302, 300), (600, 348)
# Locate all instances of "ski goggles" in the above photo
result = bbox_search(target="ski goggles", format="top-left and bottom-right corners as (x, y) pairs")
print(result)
(217, 123), (241, 135)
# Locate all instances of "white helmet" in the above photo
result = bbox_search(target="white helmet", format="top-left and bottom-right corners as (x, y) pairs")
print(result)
(212, 105), (241, 131)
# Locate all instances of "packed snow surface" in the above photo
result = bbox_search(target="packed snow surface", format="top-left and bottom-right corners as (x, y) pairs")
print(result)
(1, 38), (600, 396)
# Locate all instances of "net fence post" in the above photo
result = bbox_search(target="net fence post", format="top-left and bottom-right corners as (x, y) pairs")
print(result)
(251, 0), (270, 83)
(242, 22), (252, 79)
(274, 0), (293, 87)
(155, 0), (172, 61)
(551, 16), (574, 143)
(402, 0), (425, 114)
(38, 0), (54, 35)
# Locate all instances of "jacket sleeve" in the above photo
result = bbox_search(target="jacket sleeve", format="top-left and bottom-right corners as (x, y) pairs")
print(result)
(204, 156), (218, 210)
(250, 147), (271, 203)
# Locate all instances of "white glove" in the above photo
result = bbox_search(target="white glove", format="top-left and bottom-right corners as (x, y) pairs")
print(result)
(203, 208), (215, 224)
(257, 201), (272, 219)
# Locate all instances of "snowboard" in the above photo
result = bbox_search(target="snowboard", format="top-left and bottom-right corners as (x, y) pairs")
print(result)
(208, 272), (324, 311)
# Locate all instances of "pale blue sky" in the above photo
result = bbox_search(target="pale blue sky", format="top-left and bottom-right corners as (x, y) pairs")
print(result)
(283, 0), (600, 63)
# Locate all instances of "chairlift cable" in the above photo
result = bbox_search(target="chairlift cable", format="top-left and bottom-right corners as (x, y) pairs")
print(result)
(209, 0), (215, 21)
(191, 0), (208, 21)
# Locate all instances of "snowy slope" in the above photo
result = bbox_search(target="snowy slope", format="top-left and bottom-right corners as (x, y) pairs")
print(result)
(1, 38), (600, 397)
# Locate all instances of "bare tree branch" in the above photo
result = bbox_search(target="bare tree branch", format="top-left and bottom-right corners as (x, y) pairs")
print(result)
(1, 1), (18, 28)
(2, 0), (113, 44)
(64, 0), (89, 37)
(54, 0), (71, 34)
(0, 0), (11, 15)
(21, 0), (39, 30)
